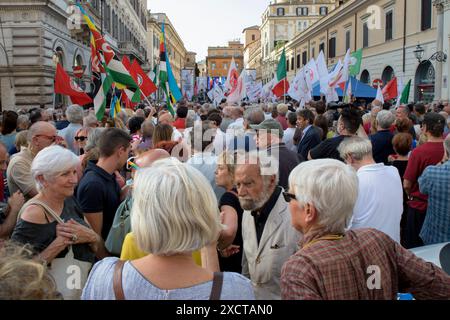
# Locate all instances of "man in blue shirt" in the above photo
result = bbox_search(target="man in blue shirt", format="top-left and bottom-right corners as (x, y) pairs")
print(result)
(419, 136), (450, 245)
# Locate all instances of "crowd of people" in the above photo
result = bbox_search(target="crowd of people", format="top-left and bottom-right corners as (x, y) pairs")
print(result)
(0, 97), (449, 300)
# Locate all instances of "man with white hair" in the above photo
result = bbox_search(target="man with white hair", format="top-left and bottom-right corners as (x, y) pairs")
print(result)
(7, 121), (57, 199)
(281, 159), (450, 300)
(369, 110), (395, 164)
(58, 104), (84, 154)
(338, 137), (403, 242)
(235, 151), (299, 299)
(418, 135), (450, 245)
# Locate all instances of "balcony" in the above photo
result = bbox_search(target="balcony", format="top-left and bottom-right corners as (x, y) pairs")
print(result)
(118, 41), (146, 63)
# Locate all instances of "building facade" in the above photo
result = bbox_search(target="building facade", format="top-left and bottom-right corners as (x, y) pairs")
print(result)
(149, 13), (188, 87)
(0, 0), (148, 111)
(260, 0), (339, 83)
(197, 60), (207, 77)
(267, 0), (448, 103)
(243, 26), (262, 82)
(206, 41), (244, 78)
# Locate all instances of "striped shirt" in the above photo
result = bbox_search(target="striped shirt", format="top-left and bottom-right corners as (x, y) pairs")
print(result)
(281, 228), (450, 300)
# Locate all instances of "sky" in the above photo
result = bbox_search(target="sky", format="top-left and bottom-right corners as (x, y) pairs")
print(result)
(148, 0), (270, 61)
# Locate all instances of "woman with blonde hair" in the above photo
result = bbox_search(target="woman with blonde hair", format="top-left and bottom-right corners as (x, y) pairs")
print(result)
(214, 151), (243, 272)
(82, 158), (254, 300)
(0, 241), (62, 300)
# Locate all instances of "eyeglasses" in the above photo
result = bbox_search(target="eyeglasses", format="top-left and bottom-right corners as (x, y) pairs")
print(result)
(75, 136), (88, 142)
(36, 134), (57, 142)
(126, 157), (140, 171)
(283, 192), (297, 203)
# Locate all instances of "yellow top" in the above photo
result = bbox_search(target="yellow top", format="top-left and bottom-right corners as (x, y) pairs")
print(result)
(120, 233), (202, 266)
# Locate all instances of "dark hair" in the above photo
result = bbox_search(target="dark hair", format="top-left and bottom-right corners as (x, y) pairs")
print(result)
(176, 106), (188, 119)
(340, 108), (362, 134)
(314, 115), (329, 141)
(414, 103), (426, 115)
(29, 110), (43, 125)
(392, 133), (413, 156)
(315, 101), (326, 115)
(422, 112), (446, 138)
(395, 118), (413, 133)
(1, 111), (18, 135)
(207, 113), (222, 127)
(128, 117), (145, 135)
(98, 128), (131, 157)
(287, 112), (297, 126)
(297, 109), (315, 125)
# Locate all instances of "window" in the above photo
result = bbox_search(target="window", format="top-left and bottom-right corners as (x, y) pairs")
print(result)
(297, 54), (301, 68)
(329, 37), (336, 58)
(302, 51), (307, 66)
(286, 58), (289, 71)
(363, 22), (369, 48)
(311, 47), (315, 58)
(223, 63), (227, 70)
(421, 0), (432, 31)
(385, 11), (393, 41)
(346, 30), (351, 51)
(291, 57), (294, 70)
(320, 7), (328, 16)
(252, 35), (256, 41)
(319, 43), (325, 54)
(297, 7), (308, 16)
(277, 8), (285, 16)
(211, 63), (216, 70)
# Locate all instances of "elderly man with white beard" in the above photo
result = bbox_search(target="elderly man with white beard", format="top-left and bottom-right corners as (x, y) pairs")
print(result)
(234, 151), (300, 300)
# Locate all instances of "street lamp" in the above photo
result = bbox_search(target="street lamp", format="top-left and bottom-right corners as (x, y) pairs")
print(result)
(414, 43), (447, 64)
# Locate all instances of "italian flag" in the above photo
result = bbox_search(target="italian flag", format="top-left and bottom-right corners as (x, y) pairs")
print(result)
(272, 49), (290, 98)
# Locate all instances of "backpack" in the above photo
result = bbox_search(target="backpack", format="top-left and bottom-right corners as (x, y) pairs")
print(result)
(105, 196), (133, 256)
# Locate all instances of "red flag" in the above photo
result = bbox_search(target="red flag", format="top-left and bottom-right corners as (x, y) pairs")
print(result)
(122, 56), (132, 70)
(54, 64), (92, 106)
(272, 79), (290, 98)
(382, 77), (398, 101)
(130, 59), (157, 97)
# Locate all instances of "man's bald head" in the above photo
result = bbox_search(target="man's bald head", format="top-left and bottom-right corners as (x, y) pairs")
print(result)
(27, 121), (57, 152)
(136, 149), (170, 168)
(159, 113), (174, 126)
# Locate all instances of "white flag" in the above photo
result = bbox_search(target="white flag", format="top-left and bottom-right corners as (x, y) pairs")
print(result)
(305, 58), (319, 86)
(316, 51), (329, 95)
(227, 72), (246, 104)
(376, 85), (385, 104)
(225, 58), (238, 93)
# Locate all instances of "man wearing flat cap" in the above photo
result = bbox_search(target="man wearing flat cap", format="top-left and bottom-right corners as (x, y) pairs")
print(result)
(251, 119), (304, 190)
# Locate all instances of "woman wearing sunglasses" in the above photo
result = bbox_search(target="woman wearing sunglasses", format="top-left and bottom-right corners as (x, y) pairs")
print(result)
(74, 127), (91, 156)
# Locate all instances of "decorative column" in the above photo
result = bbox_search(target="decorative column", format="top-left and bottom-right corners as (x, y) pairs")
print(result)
(433, 0), (445, 101)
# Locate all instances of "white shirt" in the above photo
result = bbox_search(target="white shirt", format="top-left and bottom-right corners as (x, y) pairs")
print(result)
(283, 127), (297, 152)
(171, 128), (183, 141)
(213, 128), (226, 155)
(227, 118), (244, 130)
(349, 163), (403, 243)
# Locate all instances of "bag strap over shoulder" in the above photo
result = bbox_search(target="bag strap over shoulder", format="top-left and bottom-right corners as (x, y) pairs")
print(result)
(113, 260), (126, 300)
(209, 272), (223, 300)
(17, 199), (65, 224)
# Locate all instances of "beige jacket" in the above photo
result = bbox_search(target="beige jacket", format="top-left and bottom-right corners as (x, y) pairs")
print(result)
(241, 191), (301, 300)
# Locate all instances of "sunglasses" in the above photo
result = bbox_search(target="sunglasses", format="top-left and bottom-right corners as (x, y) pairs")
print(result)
(283, 192), (297, 203)
(126, 157), (140, 171)
(75, 136), (88, 142)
